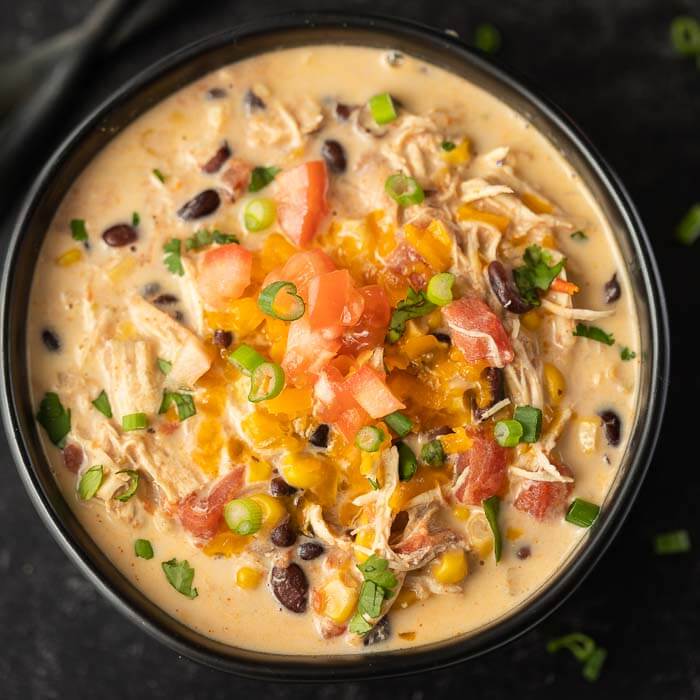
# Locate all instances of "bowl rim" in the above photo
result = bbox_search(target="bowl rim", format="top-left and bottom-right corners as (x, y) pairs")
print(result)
(0, 10), (670, 682)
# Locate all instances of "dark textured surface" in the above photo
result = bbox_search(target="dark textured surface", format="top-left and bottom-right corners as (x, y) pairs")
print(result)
(0, 1), (698, 698)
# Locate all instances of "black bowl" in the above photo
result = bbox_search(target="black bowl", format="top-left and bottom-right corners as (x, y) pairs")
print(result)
(0, 11), (669, 681)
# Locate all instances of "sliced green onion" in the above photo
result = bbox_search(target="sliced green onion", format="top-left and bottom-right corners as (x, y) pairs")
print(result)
(258, 281), (305, 321)
(248, 166), (280, 193)
(248, 362), (285, 403)
(565, 498), (600, 528)
(159, 391), (196, 421)
(114, 469), (139, 502)
(152, 168), (167, 183)
(441, 140), (456, 151)
(368, 92), (397, 125)
(397, 442), (417, 481)
(157, 358), (172, 375)
(132, 211), (140, 227)
(161, 558), (197, 599)
(547, 632), (596, 661)
(228, 344), (266, 374)
(482, 495), (502, 562)
(385, 173), (424, 207)
(573, 323), (614, 345)
(78, 465), (103, 501)
(653, 529), (691, 555)
(122, 412), (149, 431)
(513, 405), (542, 443)
(70, 219), (88, 242)
(223, 497), (263, 535)
(620, 346), (636, 361)
(244, 197), (276, 232)
(670, 16), (700, 56)
(675, 204), (700, 246)
(36, 392), (71, 447)
(134, 538), (154, 559)
(384, 411), (413, 437)
(582, 647), (607, 682)
(474, 23), (502, 54)
(91, 390), (112, 418)
(494, 419), (523, 447)
(355, 426), (385, 452)
(426, 272), (455, 306)
(421, 439), (445, 467)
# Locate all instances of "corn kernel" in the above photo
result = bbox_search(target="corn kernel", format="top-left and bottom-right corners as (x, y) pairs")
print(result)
(441, 138), (471, 166)
(236, 566), (262, 589)
(279, 453), (337, 504)
(107, 254), (136, 282)
(249, 493), (286, 529)
(543, 363), (566, 406)
(456, 204), (511, 233)
(506, 527), (523, 541)
(246, 457), (272, 483)
(56, 248), (83, 267)
(439, 427), (473, 454)
(432, 548), (468, 584)
(521, 310), (542, 331)
(578, 417), (598, 454)
(452, 505), (471, 521)
(521, 192), (554, 214)
(318, 577), (359, 624)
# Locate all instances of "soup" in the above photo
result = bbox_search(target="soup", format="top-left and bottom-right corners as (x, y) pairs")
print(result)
(27, 45), (639, 654)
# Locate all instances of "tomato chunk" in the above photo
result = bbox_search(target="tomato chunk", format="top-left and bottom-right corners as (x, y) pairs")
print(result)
(335, 405), (371, 442)
(453, 431), (508, 505)
(344, 365), (405, 419)
(307, 269), (365, 331)
(341, 285), (391, 354)
(443, 296), (514, 367)
(276, 161), (328, 247)
(282, 317), (341, 386)
(178, 467), (244, 539)
(514, 464), (574, 520)
(198, 243), (252, 308)
(314, 367), (372, 441)
(263, 248), (336, 300)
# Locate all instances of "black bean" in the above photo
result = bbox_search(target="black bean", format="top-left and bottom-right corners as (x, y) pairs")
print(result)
(41, 328), (61, 352)
(488, 261), (533, 314)
(298, 541), (324, 561)
(430, 332), (451, 345)
(269, 476), (297, 497)
(271, 563), (308, 613)
(102, 224), (138, 247)
(334, 102), (353, 120)
(202, 142), (232, 174)
(473, 367), (506, 422)
(604, 272), (621, 304)
(143, 282), (160, 297)
(364, 616), (391, 646)
(244, 88), (266, 111)
(270, 517), (297, 547)
(516, 545), (531, 560)
(321, 140), (347, 174)
(308, 424), (330, 448)
(599, 409), (621, 447)
(213, 329), (233, 348)
(206, 87), (228, 99)
(153, 293), (178, 306)
(177, 190), (220, 220)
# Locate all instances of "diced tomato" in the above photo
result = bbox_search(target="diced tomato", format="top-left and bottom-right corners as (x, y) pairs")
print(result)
(514, 464), (574, 520)
(341, 285), (391, 354)
(178, 467), (244, 539)
(276, 161), (328, 247)
(344, 365), (405, 419)
(263, 248), (336, 299)
(335, 405), (371, 442)
(282, 317), (341, 386)
(198, 243), (253, 308)
(313, 367), (371, 441)
(307, 269), (365, 332)
(443, 296), (514, 367)
(453, 431), (508, 505)
(385, 244), (430, 291)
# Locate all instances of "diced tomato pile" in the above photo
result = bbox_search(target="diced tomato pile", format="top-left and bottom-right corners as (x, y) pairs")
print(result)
(198, 243), (253, 309)
(453, 430), (509, 505)
(514, 464), (574, 520)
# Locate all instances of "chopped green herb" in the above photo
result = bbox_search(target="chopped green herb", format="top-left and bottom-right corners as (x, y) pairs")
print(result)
(161, 558), (198, 599)
(114, 469), (139, 502)
(70, 219), (88, 242)
(513, 405), (542, 443)
(229, 344), (266, 374)
(185, 228), (239, 251)
(573, 323), (614, 345)
(348, 611), (374, 635)
(494, 419), (523, 447)
(421, 439), (445, 467)
(675, 204), (700, 246)
(482, 495), (502, 562)
(163, 238), (184, 276)
(350, 555), (397, 636)
(620, 346), (637, 361)
(547, 632), (596, 661)
(384, 411), (413, 437)
(357, 555), (398, 594)
(132, 211), (140, 227)
(426, 272), (455, 306)
(570, 230), (588, 241)
(91, 390), (112, 418)
(653, 529), (691, 555)
(122, 412), (149, 431)
(441, 140), (456, 151)
(670, 16), (700, 56)
(134, 538), (154, 559)
(152, 168), (166, 183)
(367, 477), (380, 490)
(368, 93), (398, 125)
(244, 198), (276, 232)
(513, 245), (565, 307)
(565, 499), (600, 528)
(78, 465), (103, 501)
(248, 166), (281, 192)
(387, 288), (437, 343)
(157, 358), (172, 375)
(223, 497), (263, 535)
(355, 426), (385, 453)
(36, 392), (71, 447)
(397, 442), (418, 482)
(582, 647), (607, 682)
(159, 391), (196, 421)
(474, 23), (502, 54)
(358, 580), (384, 619)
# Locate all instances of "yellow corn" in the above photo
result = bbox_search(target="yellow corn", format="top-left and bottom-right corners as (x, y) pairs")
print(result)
(317, 578), (359, 624)
(521, 192), (554, 214)
(521, 310), (542, 331)
(249, 493), (286, 529)
(578, 417), (598, 454)
(107, 255), (136, 282)
(246, 457), (272, 483)
(452, 505), (471, 521)
(506, 527), (523, 541)
(56, 248), (83, 267)
(115, 320), (137, 341)
(241, 410), (301, 451)
(457, 204), (511, 233)
(432, 549), (468, 584)
(279, 453), (337, 505)
(439, 427), (473, 454)
(441, 138), (471, 166)
(236, 566), (263, 589)
(543, 363), (566, 406)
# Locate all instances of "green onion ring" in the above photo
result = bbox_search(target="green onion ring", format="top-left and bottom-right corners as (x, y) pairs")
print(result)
(384, 173), (425, 207)
(228, 344), (266, 374)
(223, 497), (263, 535)
(355, 426), (385, 452)
(426, 272), (455, 306)
(258, 281), (305, 321)
(248, 362), (285, 403)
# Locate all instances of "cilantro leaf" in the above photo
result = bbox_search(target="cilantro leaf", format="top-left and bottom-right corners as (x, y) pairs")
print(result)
(357, 580), (384, 619)
(620, 346), (636, 361)
(348, 611), (374, 635)
(513, 245), (565, 307)
(249, 166), (281, 192)
(185, 228), (238, 251)
(357, 555), (398, 594)
(161, 558), (198, 598)
(36, 392), (71, 447)
(573, 323), (615, 345)
(70, 219), (88, 242)
(134, 539), (154, 559)
(163, 238), (184, 276)
(387, 289), (437, 343)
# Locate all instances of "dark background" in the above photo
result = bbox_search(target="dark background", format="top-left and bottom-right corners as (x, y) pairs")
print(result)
(0, 1), (698, 698)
